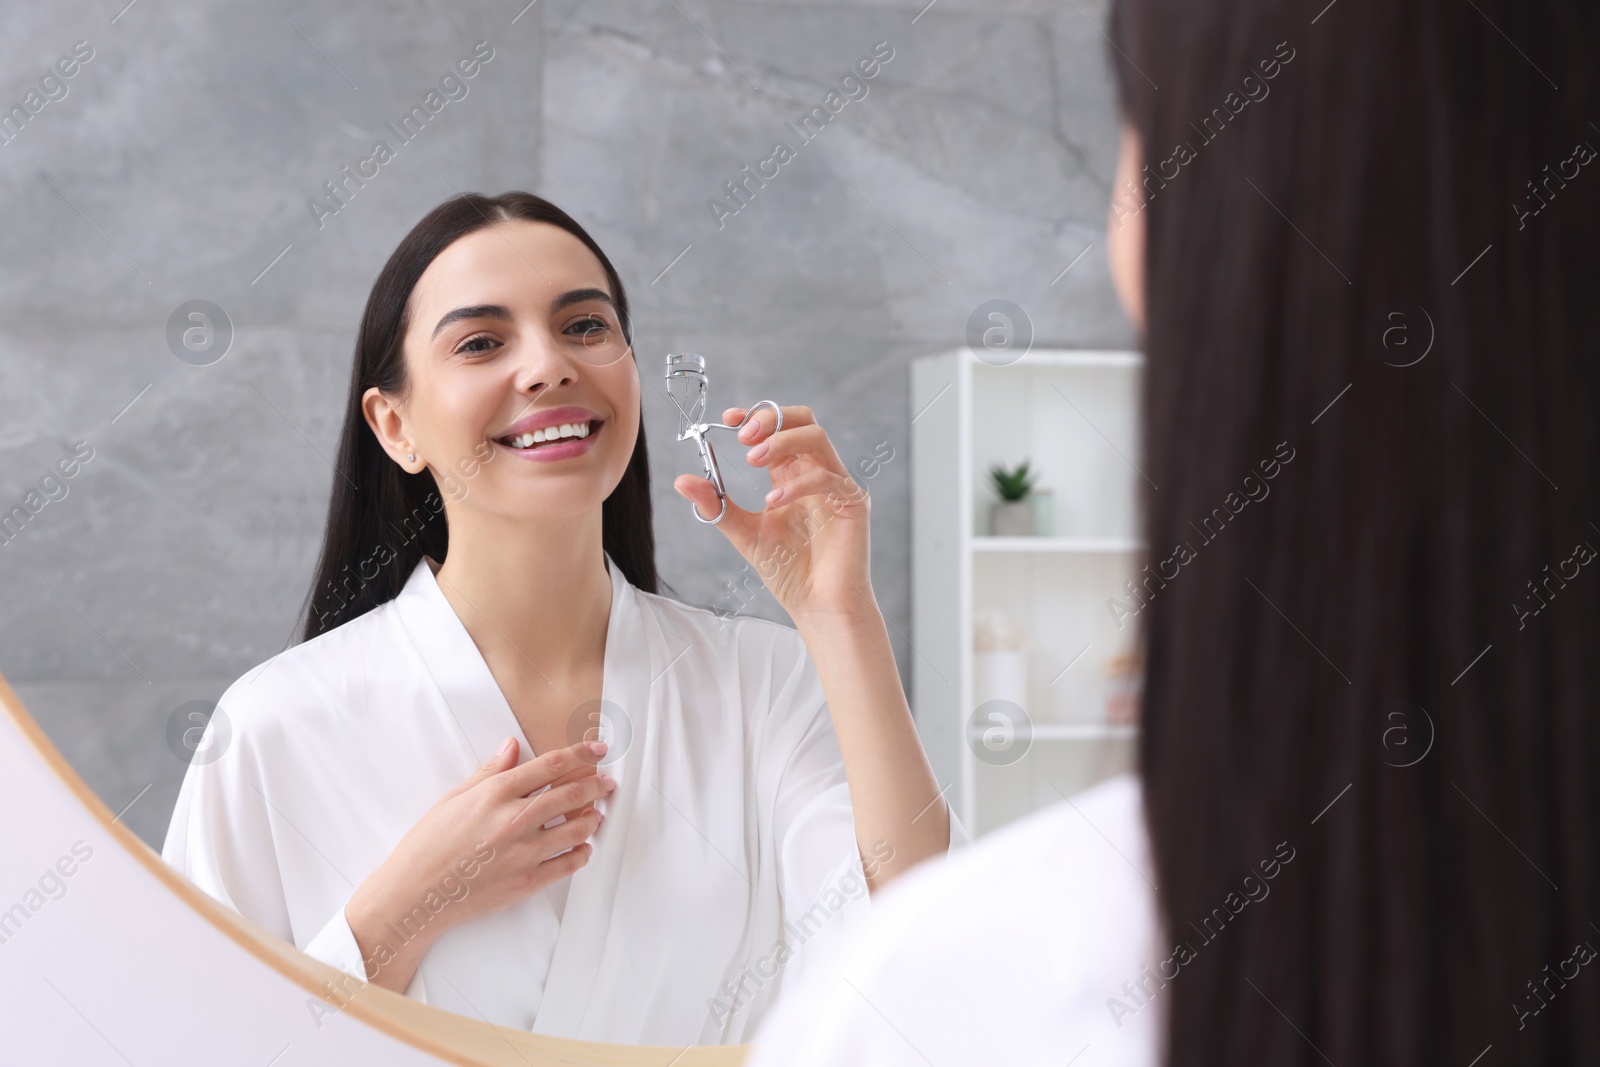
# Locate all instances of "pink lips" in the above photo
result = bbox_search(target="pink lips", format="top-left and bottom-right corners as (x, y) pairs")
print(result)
(492, 404), (605, 464)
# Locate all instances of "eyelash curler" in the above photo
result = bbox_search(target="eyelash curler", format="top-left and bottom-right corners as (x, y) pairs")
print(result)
(664, 353), (783, 525)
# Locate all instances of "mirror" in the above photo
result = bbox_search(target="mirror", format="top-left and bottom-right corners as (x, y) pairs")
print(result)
(3, 1), (1133, 1057)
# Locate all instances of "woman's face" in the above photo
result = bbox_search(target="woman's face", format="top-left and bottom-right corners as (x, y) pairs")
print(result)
(365, 219), (640, 521)
(1107, 123), (1147, 332)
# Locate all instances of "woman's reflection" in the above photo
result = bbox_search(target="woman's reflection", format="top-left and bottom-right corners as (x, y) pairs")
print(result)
(160, 192), (964, 1045)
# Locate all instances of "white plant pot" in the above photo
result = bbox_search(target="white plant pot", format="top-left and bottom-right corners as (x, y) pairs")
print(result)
(1031, 490), (1055, 537)
(991, 499), (1035, 537)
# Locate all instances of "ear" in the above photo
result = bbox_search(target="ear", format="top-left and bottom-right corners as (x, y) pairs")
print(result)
(362, 386), (416, 471)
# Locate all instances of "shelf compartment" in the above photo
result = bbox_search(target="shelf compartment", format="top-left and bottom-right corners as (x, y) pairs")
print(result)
(974, 536), (1145, 554)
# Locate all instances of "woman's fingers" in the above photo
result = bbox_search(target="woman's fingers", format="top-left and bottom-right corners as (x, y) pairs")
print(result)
(510, 771), (615, 829)
(745, 423), (847, 476)
(674, 404), (860, 565)
(723, 404), (815, 445)
(765, 467), (870, 512)
(673, 427), (861, 531)
(539, 808), (604, 859)
(498, 740), (606, 798)
(673, 471), (769, 560)
(436, 736), (519, 804)
(673, 473), (729, 523)
(538, 841), (592, 878)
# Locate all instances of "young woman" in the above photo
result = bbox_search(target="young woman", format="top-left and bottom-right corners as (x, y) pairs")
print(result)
(748, 1), (1597, 1064)
(161, 192), (962, 1045)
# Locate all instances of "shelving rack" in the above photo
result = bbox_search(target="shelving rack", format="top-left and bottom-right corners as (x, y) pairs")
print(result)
(910, 349), (1145, 836)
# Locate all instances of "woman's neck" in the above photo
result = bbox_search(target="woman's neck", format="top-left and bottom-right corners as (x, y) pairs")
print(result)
(431, 505), (612, 688)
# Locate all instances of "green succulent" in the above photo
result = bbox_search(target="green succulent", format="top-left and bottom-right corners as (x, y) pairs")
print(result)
(988, 460), (1036, 502)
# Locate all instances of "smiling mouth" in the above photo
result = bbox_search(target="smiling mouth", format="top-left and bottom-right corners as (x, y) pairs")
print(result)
(495, 419), (603, 451)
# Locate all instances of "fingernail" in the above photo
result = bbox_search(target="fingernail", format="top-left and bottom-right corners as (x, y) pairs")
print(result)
(499, 737), (515, 756)
(599, 774), (616, 790)
(766, 486), (785, 504)
(747, 441), (769, 461)
(587, 740), (608, 755)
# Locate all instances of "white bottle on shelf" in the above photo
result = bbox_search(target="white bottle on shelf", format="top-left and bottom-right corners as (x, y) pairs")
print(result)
(973, 608), (1029, 712)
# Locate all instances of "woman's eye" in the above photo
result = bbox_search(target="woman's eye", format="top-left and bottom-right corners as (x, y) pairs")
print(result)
(456, 334), (497, 355)
(566, 317), (609, 337)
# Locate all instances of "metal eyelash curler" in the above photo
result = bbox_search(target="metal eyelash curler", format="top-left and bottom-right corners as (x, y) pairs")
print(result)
(665, 353), (783, 525)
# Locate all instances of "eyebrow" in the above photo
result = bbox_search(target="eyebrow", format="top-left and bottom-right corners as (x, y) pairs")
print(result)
(431, 288), (617, 341)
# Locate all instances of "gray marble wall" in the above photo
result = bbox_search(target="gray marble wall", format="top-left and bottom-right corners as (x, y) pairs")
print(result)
(0, 0), (1132, 847)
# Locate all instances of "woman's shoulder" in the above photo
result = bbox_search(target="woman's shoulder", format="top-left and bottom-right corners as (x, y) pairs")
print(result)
(210, 599), (406, 741)
(830, 777), (1153, 988)
(748, 774), (1161, 1065)
(635, 587), (810, 664)
(631, 590), (825, 740)
(882, 773), (1149, 924)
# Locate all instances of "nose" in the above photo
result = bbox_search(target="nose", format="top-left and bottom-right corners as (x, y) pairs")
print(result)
(510, 331), (582, 398)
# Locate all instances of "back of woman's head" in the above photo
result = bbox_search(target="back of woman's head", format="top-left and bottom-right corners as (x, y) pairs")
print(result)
(1110, 0), (1599, 1061)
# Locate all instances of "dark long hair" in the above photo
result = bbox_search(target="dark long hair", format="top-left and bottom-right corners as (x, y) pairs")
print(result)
(1111, 1), (1598, 1063)
(297, 192), (658, 643)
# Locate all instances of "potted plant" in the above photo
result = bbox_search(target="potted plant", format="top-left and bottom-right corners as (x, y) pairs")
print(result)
(988, 460), (1037, 536)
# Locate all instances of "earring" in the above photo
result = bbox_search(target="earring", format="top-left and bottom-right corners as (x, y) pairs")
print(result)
(406, 452), (416, 463)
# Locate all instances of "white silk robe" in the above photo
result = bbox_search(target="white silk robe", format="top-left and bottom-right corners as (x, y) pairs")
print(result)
(161, 553), (967, 1044)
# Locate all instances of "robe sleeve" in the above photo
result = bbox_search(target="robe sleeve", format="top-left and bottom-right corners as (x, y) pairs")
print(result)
(160, 667), (370, 982)
(947, 799), (973, 850)
(763, 631), (970, 992)
(301, 908), (370, 980)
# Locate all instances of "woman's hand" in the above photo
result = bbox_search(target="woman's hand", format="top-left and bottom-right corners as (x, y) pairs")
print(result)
(672, 405), (875, 626)
(343, 738), (614, 992)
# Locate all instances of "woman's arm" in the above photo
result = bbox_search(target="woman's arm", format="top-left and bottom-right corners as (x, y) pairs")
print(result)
(792, 605), (951, 892)
(673, 405), (952, 894)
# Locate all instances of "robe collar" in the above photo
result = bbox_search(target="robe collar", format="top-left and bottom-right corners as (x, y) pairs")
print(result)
(391, 550), (642, 766)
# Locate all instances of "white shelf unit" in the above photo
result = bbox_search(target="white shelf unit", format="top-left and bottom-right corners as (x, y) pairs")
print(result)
(910, 348), (1145, 837)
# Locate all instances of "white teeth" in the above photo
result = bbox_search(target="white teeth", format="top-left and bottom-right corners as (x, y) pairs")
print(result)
(503, 422), (592, 449)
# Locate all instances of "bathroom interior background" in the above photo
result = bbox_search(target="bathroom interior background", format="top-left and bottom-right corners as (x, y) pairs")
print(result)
(0, 0), (1132, 847)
